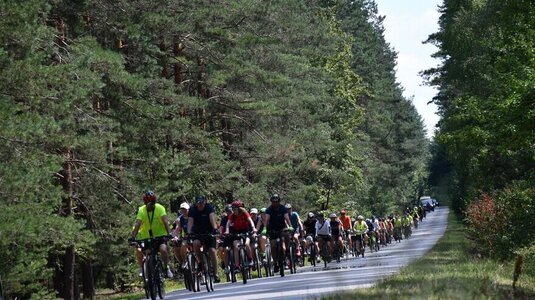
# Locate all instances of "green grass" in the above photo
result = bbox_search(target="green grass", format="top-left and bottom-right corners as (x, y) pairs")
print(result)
(324, 211), (535, 300)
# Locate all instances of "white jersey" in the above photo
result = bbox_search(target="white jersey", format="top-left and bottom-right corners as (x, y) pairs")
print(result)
(315, 220), (331, 236)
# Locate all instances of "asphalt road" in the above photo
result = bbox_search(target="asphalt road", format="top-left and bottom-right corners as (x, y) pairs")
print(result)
(164, 207), (449, 300)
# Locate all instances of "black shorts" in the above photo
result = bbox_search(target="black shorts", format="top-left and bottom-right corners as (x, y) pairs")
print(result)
(268, 229), (287, 241)
(194, 234), (217, 249)
(218, 236), (232, 248)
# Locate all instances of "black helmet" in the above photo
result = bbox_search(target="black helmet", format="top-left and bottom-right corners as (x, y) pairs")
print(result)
(270, 193), (281, 202)
(195, 195), (206, 204)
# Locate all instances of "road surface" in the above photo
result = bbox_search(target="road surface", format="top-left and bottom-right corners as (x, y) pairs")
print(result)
(164, 207), (448, 300)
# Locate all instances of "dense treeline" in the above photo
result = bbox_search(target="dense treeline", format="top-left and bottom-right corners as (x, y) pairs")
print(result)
(426, 0), (535, 259)
(0, 0), (428, 298)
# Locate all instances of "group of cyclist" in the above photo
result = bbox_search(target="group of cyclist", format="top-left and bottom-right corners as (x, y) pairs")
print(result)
(130, 190), (429, 290)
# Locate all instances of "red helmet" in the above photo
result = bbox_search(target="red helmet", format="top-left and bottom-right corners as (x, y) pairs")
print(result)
(143, 190), (156, 204)
(231, 200), (244, 209)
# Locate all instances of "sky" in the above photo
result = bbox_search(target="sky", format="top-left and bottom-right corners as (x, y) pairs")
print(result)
(374, 0), (442, 138)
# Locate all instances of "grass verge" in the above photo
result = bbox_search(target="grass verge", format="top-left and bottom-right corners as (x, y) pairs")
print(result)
(324, 210), (535, 300)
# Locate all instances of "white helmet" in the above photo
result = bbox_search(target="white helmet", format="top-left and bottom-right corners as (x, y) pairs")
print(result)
(329, 213), (337, 218)
(179, 202), (190, 210)
(306, 236), (314, 243)
(250, 208), (258, 214)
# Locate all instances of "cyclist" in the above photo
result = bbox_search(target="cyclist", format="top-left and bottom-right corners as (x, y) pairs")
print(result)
(217, 205), (233, 275)
(255, 207), (268, 262)
(130, 190), (174, 278)
(187, 195), (221, 283)
(329, 213), (343, 258)
(264, 194), (292, 274)
(315, 213), (331, 261)
(340, 210), (352, 239)
(303, 212), (318, 262)
(353, 215), (368, 256)
(171, 202), (190, 272)
(225, 200), (256, 270)
(393, 213), (403, 241)
(285, 203), (304, 257)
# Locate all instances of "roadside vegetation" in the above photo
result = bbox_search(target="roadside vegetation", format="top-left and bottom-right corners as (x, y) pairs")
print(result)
(325, 210), (535, 299)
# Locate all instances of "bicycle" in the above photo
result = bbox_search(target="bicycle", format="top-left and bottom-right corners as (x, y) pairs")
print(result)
(270, 229), (289, 277)
(131, 236), (169, 300)
(181, 239), (196, 292)
(228, 233), (253, 284)
(369, 231), (379, 252)
(303, 235), (317, 267)
(251, 234), (263, 278)
(287, 229), (298, 274)
(317, 235), (332, 268)
(263, 237), (274, 277)
(189, 234), (216, 292)
(351, 231), (366, 258)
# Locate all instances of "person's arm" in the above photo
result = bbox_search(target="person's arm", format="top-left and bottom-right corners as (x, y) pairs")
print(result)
(297, 215), (304, 231)
(264, 214), (271, 230)
(247, 215), (256, 233)
(225, 216), (231, 235)
(209, 212), (218, 232)
(131, 220), (142, 240)
(284, 213), (291, 229)
(161, 215), (171, 235)
(187, 215), (194, 235)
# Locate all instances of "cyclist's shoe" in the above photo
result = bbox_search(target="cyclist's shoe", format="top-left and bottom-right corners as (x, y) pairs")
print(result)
(224, 266), (231, 274)
(166, 266), (174, 278)
(248, 260), (254, 267)
(234, 264), (241, 273)
(138, 268), (143, 277)
(181, 261), (188, 270)
(214, 275), (221, 283)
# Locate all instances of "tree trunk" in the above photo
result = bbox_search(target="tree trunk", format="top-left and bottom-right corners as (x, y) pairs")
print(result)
(82, 260), (95, 299)
(63, 149), (76, 300)
(64, 245), (76, 300)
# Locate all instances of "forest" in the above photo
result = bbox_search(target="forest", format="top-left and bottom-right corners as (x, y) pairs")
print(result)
(425, 0), (535, 262)
(0, 0), (429, 298)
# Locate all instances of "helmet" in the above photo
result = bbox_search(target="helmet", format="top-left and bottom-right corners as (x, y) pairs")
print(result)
(270, 194), (281, 202)
(231, 200), (243, 208)
(306, 236), (313, 243)
(250, 208), (258, 214)
(179, 202), (190, 210)
(357, 215), (364, 220)
(307, 212), (314, 218)
(340, 210), (346, 214)
(329, 213), (337, 218)
(224, 205), (233, 213)
(260, 207), (267, 213)
(195, 195), (206, 204)
(143, 190), (156, 204)
(285, 203), (292, 209)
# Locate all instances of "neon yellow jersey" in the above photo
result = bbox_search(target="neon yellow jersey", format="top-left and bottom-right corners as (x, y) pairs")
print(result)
(136, 203), (168, 239)
(354, 221), (367, 234)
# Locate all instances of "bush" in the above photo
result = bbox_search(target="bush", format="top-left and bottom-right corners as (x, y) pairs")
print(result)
(517, 243), (535, 278)
(466, 181), (535, 259)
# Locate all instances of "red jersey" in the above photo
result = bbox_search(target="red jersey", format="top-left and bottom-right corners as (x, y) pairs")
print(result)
(228, 212), (251, 231)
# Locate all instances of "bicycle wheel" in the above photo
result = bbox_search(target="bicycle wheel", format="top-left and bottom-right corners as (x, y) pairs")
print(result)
(321, 242), (328, 268)
(147, 255), (157, 300)
(277, 240), (285, 277)
(288, 243), (295, 274)
(184, 255), (193, 291)
(265, 246), (273, 277)
(157, 260), (166, 299)
(254, 247), (262, 278)
(141, 259), (149, 299)
(202, 252), (213, 292)
(239, 247), (248, 284)
(190, 256), (200, 292)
